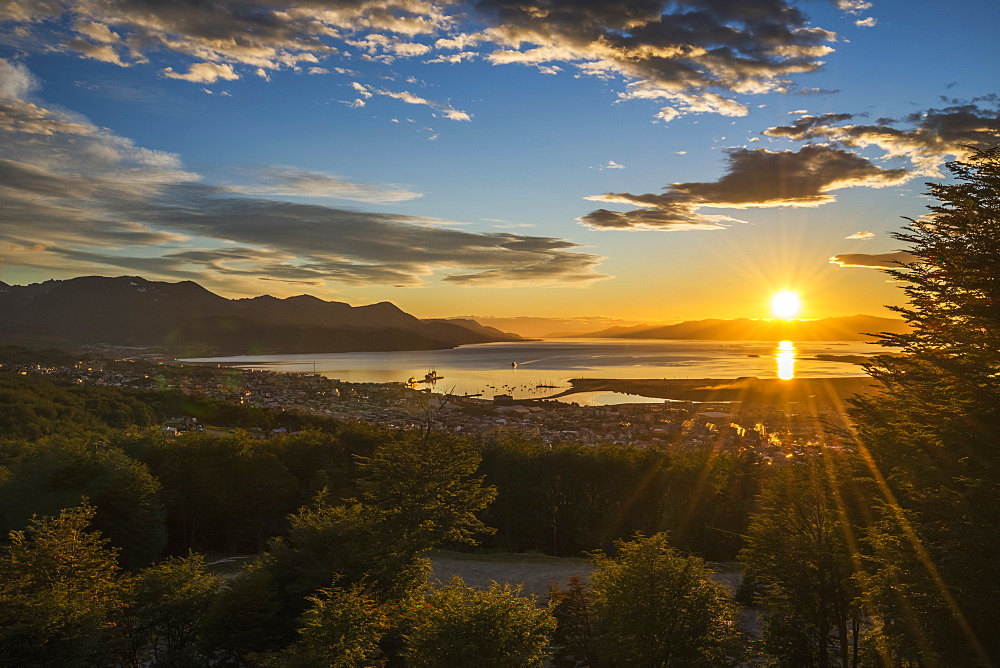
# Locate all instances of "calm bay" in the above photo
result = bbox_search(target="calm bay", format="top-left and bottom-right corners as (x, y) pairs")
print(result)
(185, 338), (890, 405)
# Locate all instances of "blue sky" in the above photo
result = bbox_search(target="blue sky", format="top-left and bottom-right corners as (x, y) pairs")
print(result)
(1, 0), (998, 323)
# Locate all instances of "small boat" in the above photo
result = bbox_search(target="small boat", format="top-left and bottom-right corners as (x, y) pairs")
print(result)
(423, 370), (444, 382)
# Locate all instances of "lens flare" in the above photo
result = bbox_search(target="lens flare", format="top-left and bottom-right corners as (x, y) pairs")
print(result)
(772, 291), (801, 319)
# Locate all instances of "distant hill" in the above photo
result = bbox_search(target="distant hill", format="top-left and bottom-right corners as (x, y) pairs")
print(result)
(444, 315), (665, 339)
(572, 315), (909, 341)
(0, 276), (522, 355)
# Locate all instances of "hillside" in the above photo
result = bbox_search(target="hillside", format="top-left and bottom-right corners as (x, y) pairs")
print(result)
(0, 276), (521, 355)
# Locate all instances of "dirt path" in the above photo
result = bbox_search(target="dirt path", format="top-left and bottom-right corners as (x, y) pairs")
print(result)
(429, 553), (743, 598)
(430, 555), (595, 599)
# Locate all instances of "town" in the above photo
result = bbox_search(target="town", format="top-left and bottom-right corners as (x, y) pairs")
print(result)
(2, 353), (849, 462)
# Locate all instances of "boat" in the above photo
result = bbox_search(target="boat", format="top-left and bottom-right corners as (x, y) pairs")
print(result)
(423, 370), (444, 382)
(511, 361), (518, 367)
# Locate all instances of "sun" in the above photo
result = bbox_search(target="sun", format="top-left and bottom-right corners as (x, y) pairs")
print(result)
(771, 291), (802, 320)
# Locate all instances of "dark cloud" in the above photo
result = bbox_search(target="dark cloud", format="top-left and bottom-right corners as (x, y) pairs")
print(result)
(829, 252), (917, 269)
(580, 146), (910, 230)
(475, 0), (836, 118)
(1, 0), (843, 119)
(764, 100), (1000, 173)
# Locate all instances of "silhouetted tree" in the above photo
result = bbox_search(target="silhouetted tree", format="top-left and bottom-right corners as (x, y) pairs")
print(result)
(740, 460), (864, 667)
(852, 146), (1000, 664)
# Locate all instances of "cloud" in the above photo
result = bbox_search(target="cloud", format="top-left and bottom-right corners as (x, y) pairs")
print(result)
(0, 0), (842, 120)
(477, 0), (837, 119)
(350, 81), (472, 120)
(830, 252), (917, 268)
(62, 37), (128, 66)
(0, 59), (95, 136)
(0, 61), (605, 291)
(854, 17), (877, 27)
(580, 146), (910, 230)
(596, 160), (625, 170)
(846, 230), (875, 240)
(763, 100), (1000, 173)
(163, 62), (240, 83)
(231, 166), (423, 203)
(837, 1), (873, 12)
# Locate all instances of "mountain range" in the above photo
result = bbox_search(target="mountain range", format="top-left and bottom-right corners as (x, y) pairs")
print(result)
(0, 276), (522, 356)
(571, 314), (909, 341)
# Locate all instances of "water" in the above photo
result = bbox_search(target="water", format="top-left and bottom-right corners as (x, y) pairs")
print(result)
(184, 338), (890, 405)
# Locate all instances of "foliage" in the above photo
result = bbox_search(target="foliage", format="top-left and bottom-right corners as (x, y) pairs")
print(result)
(589, 532), (745, 667)
(477, 436), (761, 559)
(851, 146), (1000, 664)
(0, 435), (166, 568)
(357, 431), (497, 548)
(740, 458), (865, 667)
(137, 431), (297, 554)
(0, 503), (123, 667)
(403, 577), (556, 668)
(210, 432), (497, 655)
(0, 372), (157, 439)
(117, 554), (224, 667)
(547, 576), (594, 667)
(268, 585), (388, 668)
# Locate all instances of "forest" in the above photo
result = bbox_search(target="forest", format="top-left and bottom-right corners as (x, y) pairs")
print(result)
(2, 148), (999, 666)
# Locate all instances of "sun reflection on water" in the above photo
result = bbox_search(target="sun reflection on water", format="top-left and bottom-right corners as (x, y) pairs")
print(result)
(777, 340), (796, 380)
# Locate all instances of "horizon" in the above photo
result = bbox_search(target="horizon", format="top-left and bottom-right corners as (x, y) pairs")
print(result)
(0, 273), (904, 335)
(0, 1), (997, 321)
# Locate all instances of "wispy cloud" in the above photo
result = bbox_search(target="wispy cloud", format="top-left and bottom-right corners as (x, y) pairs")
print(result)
(0, 60), (604, 291)
(830, 252), (916, 269)
(350, 81), (471, 120)
(846, 231), (876, 240)
(230, 166), (422, 203)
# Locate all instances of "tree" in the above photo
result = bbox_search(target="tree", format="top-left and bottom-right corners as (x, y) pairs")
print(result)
(0, 503), (123, 667)
(268, 585), (388, 668)
(739, 460), (865, 667)
(355, 431), (497, 549)
(403, 577), (556, 668)
(117, 554), (223, 667)
(0, 436), (166, 568)
(851, 146), (1000, 664)
(207, 432), (497, 655)
(547, 576), (595, 667)
(589, 532), (745, 667)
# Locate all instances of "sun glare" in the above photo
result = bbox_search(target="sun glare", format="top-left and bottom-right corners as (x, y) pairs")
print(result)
(777, 340), (796, 380)
(771, 291), (802, 320)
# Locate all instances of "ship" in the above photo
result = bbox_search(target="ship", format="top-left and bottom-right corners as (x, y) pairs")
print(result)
(423, 370), (444, 382)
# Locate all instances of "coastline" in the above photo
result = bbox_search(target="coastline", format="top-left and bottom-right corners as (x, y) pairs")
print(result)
(542, 376), (881, 408)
